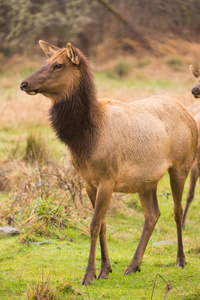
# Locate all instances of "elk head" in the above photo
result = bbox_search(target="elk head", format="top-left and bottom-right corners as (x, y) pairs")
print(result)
(189, 65), (200, 98)
(20, 41), (82, 103)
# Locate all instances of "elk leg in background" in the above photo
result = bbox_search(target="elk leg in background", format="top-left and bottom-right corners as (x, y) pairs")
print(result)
(183, 162), (198, 229)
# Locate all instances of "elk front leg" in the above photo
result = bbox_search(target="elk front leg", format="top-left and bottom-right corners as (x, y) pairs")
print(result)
(85, 185), (112, 281)
(97, 216), (112, 279)
(81, 182), (113, 285)
(124, 187), (160, 275)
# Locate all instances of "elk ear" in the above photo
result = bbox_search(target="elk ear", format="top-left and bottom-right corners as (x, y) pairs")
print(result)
(189, 65), (200, 79)
(66, 43), (81, 66)
(39, 40), (60, 58)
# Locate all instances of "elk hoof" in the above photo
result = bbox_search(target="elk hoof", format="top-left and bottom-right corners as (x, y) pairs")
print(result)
(124, 265), (141, 275)
(81, 273), (96, 285)
(81, 280), (93, 286)
(177, 257), (186, 269)
(97, 274), (108, 280)
(177, 261), (186, 269)
(97, 265), (112, 280)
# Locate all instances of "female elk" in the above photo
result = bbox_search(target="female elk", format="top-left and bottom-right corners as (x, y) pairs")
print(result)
(20, 41), (198, 285)
(182, 65), (200, 229)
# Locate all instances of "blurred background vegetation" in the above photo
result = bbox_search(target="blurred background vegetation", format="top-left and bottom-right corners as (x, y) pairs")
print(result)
(1, 0), (200, 56)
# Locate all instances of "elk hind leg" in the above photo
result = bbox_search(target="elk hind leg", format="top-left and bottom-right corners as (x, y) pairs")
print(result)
(182, 162), (198, 229)
(124, 186), (160, 275)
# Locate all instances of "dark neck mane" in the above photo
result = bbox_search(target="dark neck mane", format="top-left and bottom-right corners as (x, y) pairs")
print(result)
(49, 62), (100, 158)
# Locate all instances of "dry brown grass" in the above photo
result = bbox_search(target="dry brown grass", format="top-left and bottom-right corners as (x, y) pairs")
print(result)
(0, 38), (199, 128)
(0, 158), (84, 226)
(25, 131), (49, 163)
(0, 54), (50, 126)
(92, 37), (200, 64)
(92, 37), (200, 107)
(0, 155), (140, 237)
(0, 96), (50, 126)
(0, 159), (94, 243)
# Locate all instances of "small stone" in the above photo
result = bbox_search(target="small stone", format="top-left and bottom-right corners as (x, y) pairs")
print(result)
(29, 241), (51, 245)
(153, 241), (175, 246)
(0, 227), (20, 236)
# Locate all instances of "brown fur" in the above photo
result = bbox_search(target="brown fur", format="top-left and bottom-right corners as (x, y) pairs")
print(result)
(182, 65), (200, 228)
(20, 41), (198, 285)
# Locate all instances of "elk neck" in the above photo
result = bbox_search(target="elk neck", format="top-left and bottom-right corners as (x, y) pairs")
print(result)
(49, 67), (101, 159)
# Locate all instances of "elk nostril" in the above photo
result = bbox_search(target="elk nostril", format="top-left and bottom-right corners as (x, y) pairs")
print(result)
(191, 87), (199, 95)
(20, 81), (28, 91)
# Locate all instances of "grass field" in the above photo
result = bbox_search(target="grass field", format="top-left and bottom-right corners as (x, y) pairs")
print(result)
(0, 50), (200, 299)
(0, 174), (200, 299)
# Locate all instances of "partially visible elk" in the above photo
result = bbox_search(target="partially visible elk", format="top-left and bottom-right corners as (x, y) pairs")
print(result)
(182, 65), (200, 229)
(20, 41), (198, 285)
(189, 65), (200, 99)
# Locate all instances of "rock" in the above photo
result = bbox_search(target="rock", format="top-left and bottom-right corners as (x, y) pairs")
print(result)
(29, 241), (51, 245)
(0, 227), (20, 236)
(153, 241), (175, 246)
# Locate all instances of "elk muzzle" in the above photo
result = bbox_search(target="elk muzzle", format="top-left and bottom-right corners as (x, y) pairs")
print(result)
(20, 80), (39, 95)
(20, 81), (28, 91)
(191, 87), (200, 98)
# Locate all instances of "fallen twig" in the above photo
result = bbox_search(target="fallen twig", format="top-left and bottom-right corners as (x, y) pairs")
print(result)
(151, 273), (180, 299)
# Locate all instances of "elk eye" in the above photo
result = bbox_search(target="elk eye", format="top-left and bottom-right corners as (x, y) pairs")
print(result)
(54, 64), (62, 70)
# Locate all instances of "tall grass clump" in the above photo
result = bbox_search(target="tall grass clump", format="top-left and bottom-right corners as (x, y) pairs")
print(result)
(0, 158), (87, 238)
(25, 275), (57, 300)
(25, 131), (49, 163)
(25, 274), (83, 300)
(112, 61), (131, 78)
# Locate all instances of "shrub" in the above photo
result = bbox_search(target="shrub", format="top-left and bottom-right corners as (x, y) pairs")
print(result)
(165, 56), (183, 69)
(113, 61), (131, 78)
(136, 59), (150, 68)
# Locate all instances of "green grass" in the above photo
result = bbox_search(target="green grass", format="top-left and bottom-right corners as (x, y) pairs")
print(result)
(0, 125), (65, 163)
(95, 72), (181, 95)
(0, 173), (200, 299)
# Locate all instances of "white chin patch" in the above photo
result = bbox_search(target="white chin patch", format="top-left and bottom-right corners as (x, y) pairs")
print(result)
(26, 91), (38, 95)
